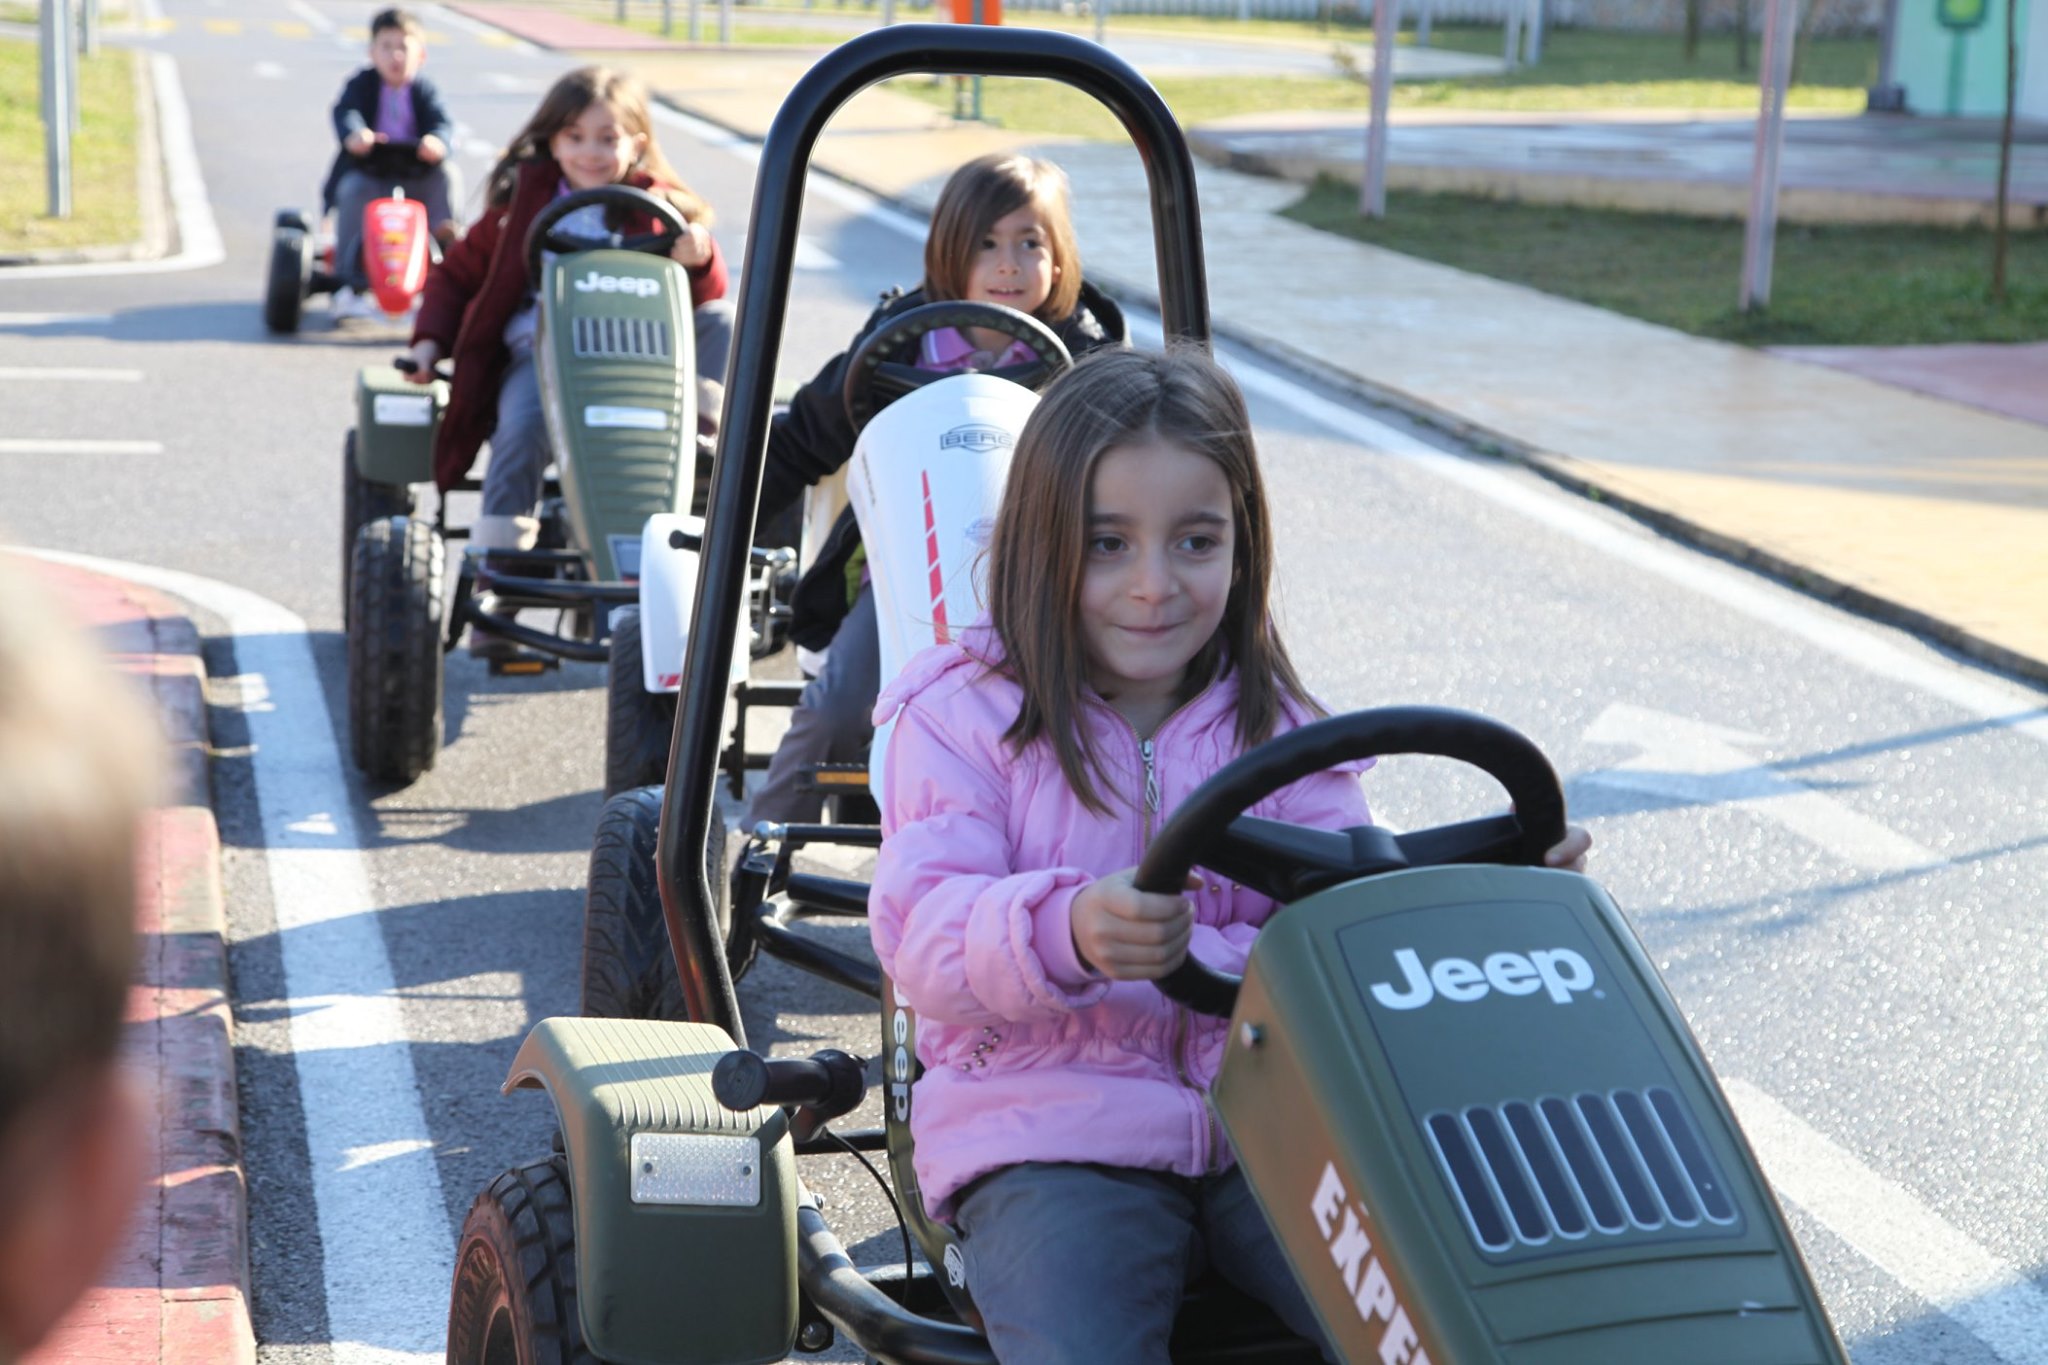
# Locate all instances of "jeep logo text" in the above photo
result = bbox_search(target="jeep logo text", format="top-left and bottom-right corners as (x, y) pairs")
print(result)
(1368, 946), (1594, 1010)
(572, 270), (660, 298)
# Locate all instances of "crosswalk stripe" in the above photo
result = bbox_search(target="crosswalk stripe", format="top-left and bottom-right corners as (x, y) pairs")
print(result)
(0, 440), (164, 455)
(0, 367), (143, 381)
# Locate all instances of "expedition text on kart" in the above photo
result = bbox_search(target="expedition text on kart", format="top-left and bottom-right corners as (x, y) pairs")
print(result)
(441, 25), (1852, 1365)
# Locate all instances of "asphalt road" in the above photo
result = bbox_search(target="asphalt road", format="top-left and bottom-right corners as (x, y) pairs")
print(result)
(4, 3), (2047, 1363)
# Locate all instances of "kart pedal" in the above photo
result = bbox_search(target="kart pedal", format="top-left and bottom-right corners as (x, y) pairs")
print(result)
(489, 652), (556, 677)
(797, 762), (870, 793)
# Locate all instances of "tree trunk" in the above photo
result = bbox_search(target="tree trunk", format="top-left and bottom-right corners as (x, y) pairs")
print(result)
(1992, 0), (2017, 303)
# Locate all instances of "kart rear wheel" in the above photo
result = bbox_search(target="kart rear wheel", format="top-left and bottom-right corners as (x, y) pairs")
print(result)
(264, 217), (311, 334)
(347, 515), (445, 785)
(446, 1156), (604, 1365)
(602, 607), (676, 799)
(342, 430), (415, 621)
(581, 785), (743, 1022)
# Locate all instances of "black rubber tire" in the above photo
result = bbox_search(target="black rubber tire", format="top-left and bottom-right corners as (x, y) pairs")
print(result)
(348, 515), (446, 785)
(264, 223), (310, 334)
(601, 607), (677, 800)
(445, 1156), (603, 1365)
(581, 785), (742, 1021)
(342, 429), (415, 622)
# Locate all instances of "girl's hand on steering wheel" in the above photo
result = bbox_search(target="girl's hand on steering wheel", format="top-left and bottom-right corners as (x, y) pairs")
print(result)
(1071, 869), (1201, 981)
(668, 221), (711, 270)
(1545, 824), (1592, 875)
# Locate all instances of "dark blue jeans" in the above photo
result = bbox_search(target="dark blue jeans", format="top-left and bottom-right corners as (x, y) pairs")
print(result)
(951, 1162), (1336, 1365)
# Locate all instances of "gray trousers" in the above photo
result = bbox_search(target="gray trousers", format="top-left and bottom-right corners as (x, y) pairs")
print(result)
(332, 162), (457, 292)
(952, 1162), (1336, 1365)
(482, 297), (736, 521)
(743, 583), (879, 826)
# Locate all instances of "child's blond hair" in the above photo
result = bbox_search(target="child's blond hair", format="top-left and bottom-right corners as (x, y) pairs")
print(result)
(0, 558), (160, 1156)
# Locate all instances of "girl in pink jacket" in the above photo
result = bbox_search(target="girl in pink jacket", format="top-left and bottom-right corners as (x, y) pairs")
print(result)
(869, 347), (1592, 1360)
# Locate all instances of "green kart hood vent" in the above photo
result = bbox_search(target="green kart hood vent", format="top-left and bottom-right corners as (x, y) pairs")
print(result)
(572, 315), (673, 363)
(1213, 865), (1849, 1365)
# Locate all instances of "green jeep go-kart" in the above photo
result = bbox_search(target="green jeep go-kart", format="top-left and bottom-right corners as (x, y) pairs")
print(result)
(341, 184), (793, 786)
(443, 26), (1853, 1365)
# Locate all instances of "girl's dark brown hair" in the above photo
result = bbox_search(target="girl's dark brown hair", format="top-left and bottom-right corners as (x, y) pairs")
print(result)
(486, 66), (712, 225)
(922, 154), (1082, 323)
(984, 347), (1320, 814)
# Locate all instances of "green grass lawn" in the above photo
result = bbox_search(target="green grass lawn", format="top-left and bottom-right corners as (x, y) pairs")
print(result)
(887, 27), (1874, 134)
(1283, 176), (2048, 347)
(0, 38), (140, 255)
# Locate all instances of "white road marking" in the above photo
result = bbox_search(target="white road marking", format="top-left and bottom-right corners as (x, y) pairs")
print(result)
(17, 551), (452, 1364)
(2, 54), (224, 279)
(1582, 703), (1942, 872)
(0, 439), (164, 455)
(795, 238), (839, 270)
(1726, 1080), (2048, 1365)
(425, 2), (539, 54)
(0, 314), (114, 327)
(0, 366), (142, 381)
(484, 71), (542, 93)
(254, 60), (290, 79)
(286, 0), (336, 31)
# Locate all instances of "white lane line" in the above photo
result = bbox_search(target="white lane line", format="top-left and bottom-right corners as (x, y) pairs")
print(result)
(426, 1), (538, 54)
(286, 0), (336, 31)
(0, 313), (114, 327)
(0, 439), (164, 455)
(0, 366), (142, 381)
(1726, 1079), (2048, 1365)
(254, 60), (290, 79)
(3, 54), (224, 280)
(17, 550), (453, 1365)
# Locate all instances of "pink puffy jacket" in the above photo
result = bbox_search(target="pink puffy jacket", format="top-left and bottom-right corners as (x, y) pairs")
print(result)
(870, 623), (1373, 1219)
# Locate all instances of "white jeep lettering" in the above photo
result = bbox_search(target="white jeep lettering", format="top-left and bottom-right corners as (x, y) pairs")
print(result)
(889, 1008), (913, 1123)
(1369, 946), (1594, 1009)
(573, 269), (660, 298)
(1309, 1163), (1433, 1365)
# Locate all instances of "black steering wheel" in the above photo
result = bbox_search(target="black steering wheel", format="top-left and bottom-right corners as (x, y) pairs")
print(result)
(522, 183), (691, 287)
(1137, 706), (1568, 1019)
(841, 299), (1072, 432)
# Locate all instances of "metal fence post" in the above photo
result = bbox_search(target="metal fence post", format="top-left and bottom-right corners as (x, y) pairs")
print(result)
(1504, 0), (1522, 69)
(1526, 0), (1544, 63)
(1094, 0), (1108, 45)
(1360, 0), (1393, 216)
(65, 0), (80, 135)
(662, 0), (673, 36)
(688, 0), (701, 42)
(1416, 0), (1431, 46)
(1739, 0), (1796, 310)
(719, 0), (732, 45)
(82, 0), (99, 57)
(42, 0), (74, 218)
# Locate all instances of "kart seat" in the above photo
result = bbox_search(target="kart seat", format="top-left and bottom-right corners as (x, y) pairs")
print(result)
(879, 980), (1324, 1362)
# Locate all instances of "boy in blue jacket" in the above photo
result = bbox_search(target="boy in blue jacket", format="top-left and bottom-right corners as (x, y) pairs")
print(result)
(322, 7), (460, 317)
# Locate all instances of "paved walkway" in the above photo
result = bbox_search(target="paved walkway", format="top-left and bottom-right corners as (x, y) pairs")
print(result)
(464, 12), (2048, 684)
(12, 556), (252, 1365)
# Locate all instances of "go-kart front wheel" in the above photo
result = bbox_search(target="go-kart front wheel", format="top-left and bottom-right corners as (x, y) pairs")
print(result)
(347, 515), (445, 785)
(602, 606), (676, 799)
(581, 785), (743, 1021)
(446, 1155), (602, 1365)
(263, 213), (312, 334)
(341, 429), (415, 621)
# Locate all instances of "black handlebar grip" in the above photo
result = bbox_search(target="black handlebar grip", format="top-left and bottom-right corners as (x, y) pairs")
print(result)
(713, 1050), (835, 1111)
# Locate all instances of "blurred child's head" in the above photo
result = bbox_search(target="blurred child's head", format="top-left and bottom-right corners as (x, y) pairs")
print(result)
(368, 8), (426, 88)
(987, 348), (1314, 810)
(924, 154), (1080, 323)
(0, 558), (160, 1359)
(489, 66), (711, 222)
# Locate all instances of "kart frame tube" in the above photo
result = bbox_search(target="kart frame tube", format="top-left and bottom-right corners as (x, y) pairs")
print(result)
(657, 24), (1213, 1047)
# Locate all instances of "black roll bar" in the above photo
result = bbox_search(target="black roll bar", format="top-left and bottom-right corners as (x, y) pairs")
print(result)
(656, 24), (1213, 1044)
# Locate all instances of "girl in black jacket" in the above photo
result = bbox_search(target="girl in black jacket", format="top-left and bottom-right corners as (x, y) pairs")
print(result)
(747, 153), (1127, 830)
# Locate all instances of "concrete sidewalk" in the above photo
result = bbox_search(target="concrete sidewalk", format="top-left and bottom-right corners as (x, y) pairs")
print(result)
(13, 557), (253, 1365)
(458, 10), (2048, 686)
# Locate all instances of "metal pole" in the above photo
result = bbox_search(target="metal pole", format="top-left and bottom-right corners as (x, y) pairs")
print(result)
(64, 0), (80, 136)
(1526, 0), (1544, 63)
(1095, 0), (1108, 44)
(1503, 0), (1522, 69)
(82, 0), (98, 57)
(1739, 0), (1796, 310)
(616, 0), (626, 20)
(662, 0), (673, 36)
(689, 0), (701, 43)
(1867, 0), (1905, 109)
(882, 0), (895, 25)
(1416, 0), (1431, 46)
(42, 0), (74, 218)
(1361, 0), (1393, 216)
(719, 0), (732, 44)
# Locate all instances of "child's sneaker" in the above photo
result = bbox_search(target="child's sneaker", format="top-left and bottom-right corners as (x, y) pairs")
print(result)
(331, 286), (373, 320)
